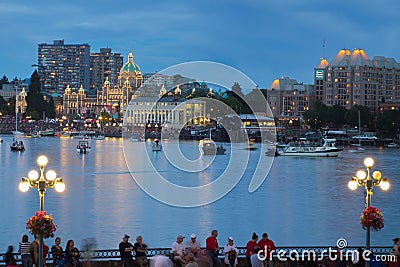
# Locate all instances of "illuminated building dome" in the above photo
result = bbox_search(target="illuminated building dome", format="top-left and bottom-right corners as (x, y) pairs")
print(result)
(118, 51), (143, 89)
(120, 52), (141, 74)
(315, 58), (329, 68)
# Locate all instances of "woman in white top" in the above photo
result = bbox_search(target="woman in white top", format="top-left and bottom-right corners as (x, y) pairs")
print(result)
(223, 237), (239, 267)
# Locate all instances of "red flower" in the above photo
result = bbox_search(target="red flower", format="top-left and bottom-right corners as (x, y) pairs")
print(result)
(360, 206), (384, 231)
(26, 211), (57, 239)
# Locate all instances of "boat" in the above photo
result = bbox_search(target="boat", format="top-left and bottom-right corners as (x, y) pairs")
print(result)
(10, 139), (25, 151)
(387, 142), (398, 148)
(152, 139), (162, 151)
(200, 138), (217, 155)
(348, 110), (366, 153)
(245, 139), (257, 151)
(0, 138), (3, 143)
(39, 128), (55, 136)
(277, 138), (343, 157)
(76, 140), (91, 154)
(74, 134), (89, 139)
(92, 134), (105, 140)
(59, 132), (71, 138)
(31, 131), (40, 138)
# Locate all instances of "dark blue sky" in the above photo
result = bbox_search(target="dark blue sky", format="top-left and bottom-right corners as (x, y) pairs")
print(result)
(1, 0), (399, 87)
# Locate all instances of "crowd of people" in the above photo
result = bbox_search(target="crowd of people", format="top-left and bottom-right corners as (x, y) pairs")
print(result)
(3, 233), (400, 267)
(118, 230), (276, 267)
(4, 235), (81, 267)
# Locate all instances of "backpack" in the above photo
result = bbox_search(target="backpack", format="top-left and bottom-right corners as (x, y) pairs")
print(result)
(228, 249), (237, 266)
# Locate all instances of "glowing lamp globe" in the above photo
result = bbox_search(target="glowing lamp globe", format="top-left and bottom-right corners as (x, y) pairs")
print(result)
(372, 171), (382, 180)
(27, 170), (39, 181)
(55, 182), (66, 193)
(356, 170), (367, 180)
(45, 170), (57, 181)
(37, 155), (48, 167)
(19, 181), (30, 192)
(364, 157), (374, 168)
(380, 179), (390, 191)
(348, 180), (358, 190)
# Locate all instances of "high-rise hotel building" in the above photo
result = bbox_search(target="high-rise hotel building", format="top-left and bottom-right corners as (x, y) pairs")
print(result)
(90, 48), (123, 90)
(38, 40), (90, 94)
(314, 48), (400, 114)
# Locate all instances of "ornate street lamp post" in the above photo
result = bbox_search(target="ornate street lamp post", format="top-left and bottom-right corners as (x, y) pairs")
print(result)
(19, 155), (66, 267)
(348, 157), (390, 267)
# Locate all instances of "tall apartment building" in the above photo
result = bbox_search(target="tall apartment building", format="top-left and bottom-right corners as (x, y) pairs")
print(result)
(314, 48), (400, 114)
(38, 40), (90, 94)
(90, 48), (123, 90)
(266, 77), (315, 119)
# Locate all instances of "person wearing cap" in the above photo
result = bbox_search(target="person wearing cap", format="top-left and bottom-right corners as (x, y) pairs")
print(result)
(206, 230), (221, 267)
(223, 237), (238, 267)
(172, 235), (188, 266)
(257, 233), (275, 267)
(187, 234), (201, 256)
(246, 233), (258, 267)
(119, 234), (135, 267)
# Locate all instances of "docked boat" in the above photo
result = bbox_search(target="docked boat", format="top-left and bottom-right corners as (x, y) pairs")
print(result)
(39, 128), (55, 136)
(10, 139), (25, 151)
(76, 140), (91, 154)
(387, 142), (398, 148)
(152, 139), (162, 151)
(31, 131), (40, 138)
(277, 138), (343, 157)
(92, 134), (105, 140)
(59, 132), (71, 138)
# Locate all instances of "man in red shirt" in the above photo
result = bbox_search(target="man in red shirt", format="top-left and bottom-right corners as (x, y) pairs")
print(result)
(206, 230), (221, 267)
(257, 233), (275, 267)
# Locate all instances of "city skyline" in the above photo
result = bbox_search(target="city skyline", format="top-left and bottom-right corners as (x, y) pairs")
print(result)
(1, 0), (400, 87)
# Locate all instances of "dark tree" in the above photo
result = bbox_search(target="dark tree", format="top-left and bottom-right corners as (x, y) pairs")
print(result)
(26, 70), (45, 119)
(376, 110), (400, 138)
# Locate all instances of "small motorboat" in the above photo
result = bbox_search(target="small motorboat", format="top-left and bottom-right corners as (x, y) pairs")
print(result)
(92, 134), (105, 140)
(31, 131), (40, 138)
(387, 142), (398, 148)
(152, 139), (162, 152)
(245, 139), (257, 151)
(216, 145), (226, 155)
(10, 140), (25, 151)
(77, 140), (91, 154)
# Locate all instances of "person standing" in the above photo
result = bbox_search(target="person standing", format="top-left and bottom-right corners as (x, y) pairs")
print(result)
(206, 230), (221, 267)
(20, 235), (33, 267)
(65, 240), (80, 267)
(51, 237), (65, 267)
(245, 233), (258, 267)
(388, 238), (400, 267)
(119, 234), (135, 267)
(134, 236), (148, 267)
(223, 237), (238, 267)
(250, 247), (264, 267)
(257, 233), (275, 267)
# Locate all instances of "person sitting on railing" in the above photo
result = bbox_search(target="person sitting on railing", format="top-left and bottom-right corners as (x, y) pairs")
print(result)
(119, 235), (135, 267)
(172, 235), (188, 267)
(4, 246), (15, 266)
(186, 234), (201, 257)
(134, 236), (148, 267)
(388, 237), (400, 267)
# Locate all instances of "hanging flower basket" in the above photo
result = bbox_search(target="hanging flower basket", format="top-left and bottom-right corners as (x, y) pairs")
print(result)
(26, 211), (57, 239)
(360, 206), (384, 231)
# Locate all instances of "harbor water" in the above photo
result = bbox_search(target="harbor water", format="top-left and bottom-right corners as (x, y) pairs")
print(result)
(0, 135), (399, 251)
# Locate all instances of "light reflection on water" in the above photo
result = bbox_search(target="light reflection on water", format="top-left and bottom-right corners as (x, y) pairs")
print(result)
(0, 136), (399, 251)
